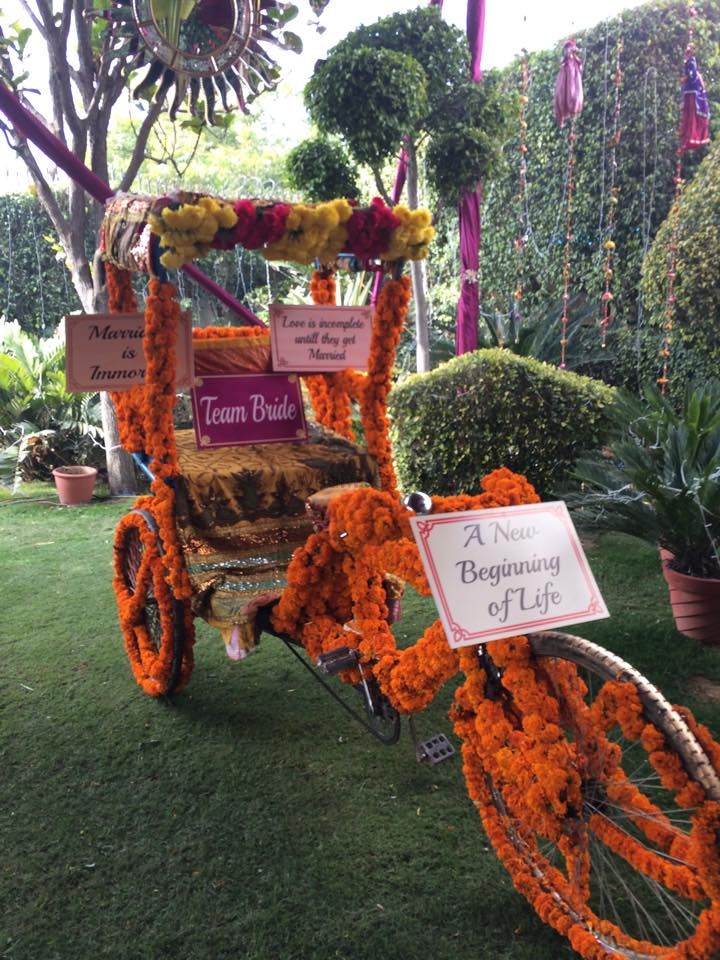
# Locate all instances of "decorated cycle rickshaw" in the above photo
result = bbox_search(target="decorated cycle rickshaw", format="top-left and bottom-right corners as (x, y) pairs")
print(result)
(101, 190), (720, 960)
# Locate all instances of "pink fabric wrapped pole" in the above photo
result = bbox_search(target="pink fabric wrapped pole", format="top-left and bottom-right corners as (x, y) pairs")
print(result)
(455, 0), (486, 355)
(554, 39), (584, 127)
(456, 186), (482, 355)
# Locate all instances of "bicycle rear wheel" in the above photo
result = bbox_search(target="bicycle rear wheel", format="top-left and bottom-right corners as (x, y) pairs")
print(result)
(456, 631), (720, 960)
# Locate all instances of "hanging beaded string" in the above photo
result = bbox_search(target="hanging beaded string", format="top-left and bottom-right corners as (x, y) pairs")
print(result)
(511, 50), (530, 339)
(599, 25), (623, 348)
(659, 2), (698, 393)
(559, 117), (578, 370)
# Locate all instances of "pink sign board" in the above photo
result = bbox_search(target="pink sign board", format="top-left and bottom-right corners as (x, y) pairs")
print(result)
(410, 501), (609, 648)
(191, 373), (307, 449)
(64, 311), (192, 392)
(268, 304), (374, 372)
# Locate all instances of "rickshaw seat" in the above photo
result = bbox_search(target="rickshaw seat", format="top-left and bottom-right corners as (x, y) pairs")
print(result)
(172, 424), (378, 654)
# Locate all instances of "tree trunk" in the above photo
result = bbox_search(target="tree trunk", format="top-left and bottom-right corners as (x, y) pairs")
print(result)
(74, 252), (137, 496)
(100, 391), (137, 494)
(405, 142), (431, 373)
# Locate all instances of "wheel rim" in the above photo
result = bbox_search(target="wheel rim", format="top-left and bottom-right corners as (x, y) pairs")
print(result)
(114, 512), (190, 696)
(122, 523), (163, 656)
(531, 681), (708, 955)
(457, 636), (720, 959)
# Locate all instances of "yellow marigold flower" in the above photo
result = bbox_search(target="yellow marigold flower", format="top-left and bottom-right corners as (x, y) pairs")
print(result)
(159, 249), (185, 269)
(217, 203), (238, 229)
(286, 209), (302, 232)
(198, 196), (220, 215)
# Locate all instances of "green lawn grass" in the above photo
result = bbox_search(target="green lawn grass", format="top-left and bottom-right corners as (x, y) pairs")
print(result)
(1, 495), (719, 960)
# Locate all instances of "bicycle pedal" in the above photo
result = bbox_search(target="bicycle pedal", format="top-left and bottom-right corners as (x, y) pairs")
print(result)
(416, 733), (455, 765)
(316, 646), (360, 675)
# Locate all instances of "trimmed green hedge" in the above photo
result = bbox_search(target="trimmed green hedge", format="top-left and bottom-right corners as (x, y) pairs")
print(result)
(388, 349), (615, 497)
(642, 137), (720, 365)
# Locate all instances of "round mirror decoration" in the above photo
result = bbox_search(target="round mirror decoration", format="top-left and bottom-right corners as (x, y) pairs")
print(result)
(131, 0), (252, 79)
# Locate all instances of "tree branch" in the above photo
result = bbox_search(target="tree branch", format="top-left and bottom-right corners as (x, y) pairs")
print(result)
(117, 97), (168, 192)
(8, 134), (70, 244)
(371, 165), (392, 206)
(16, 0), (44, 33)
(73, 0), (96, 109)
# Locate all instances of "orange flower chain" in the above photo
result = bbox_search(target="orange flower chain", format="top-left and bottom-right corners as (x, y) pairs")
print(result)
(104, 241), (720, 958)
(108, 262), (195, 694)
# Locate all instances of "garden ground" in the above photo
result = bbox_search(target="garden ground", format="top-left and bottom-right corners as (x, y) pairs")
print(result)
(1, 496), (719, 960)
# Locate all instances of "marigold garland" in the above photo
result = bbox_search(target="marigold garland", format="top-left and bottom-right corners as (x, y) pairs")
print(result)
(302, 269), (356, 439)
(144, 194), (434, 270)
(107, 267), (195, 694)
(106, 262), (146, 453)
(361, 275), (411, 495)
(273, 462), (720, 958)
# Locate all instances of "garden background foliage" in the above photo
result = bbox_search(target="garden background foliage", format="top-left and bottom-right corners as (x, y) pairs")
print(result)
(642, 137), (720, 365)
(477, 0), (720, 377)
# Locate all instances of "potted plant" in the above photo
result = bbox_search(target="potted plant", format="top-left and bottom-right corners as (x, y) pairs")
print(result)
(568, 380), (720, 645)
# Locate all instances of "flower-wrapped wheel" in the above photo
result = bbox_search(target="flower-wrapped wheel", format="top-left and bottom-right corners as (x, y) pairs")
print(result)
(113, 509), (194, 696)
(455, 632), (720, 960)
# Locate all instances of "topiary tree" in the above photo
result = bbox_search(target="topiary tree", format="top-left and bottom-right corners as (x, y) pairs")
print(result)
(641, 137), (720, 366)
(302, 6), (508, 371)
(285, 136), (359, 202)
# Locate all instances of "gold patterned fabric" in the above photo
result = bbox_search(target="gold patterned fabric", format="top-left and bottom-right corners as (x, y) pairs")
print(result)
(173, 425), (378, 654)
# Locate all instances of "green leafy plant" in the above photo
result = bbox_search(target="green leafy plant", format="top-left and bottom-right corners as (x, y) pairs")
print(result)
(569, 381), (720, 578)
(388, 348), (614, 497)
(304, 8), (509, 206)
(0, 319), (103, 486)
(285, 136), (360, 201)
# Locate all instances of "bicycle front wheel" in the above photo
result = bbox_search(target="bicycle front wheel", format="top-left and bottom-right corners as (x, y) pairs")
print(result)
(456, 631), (720, 960)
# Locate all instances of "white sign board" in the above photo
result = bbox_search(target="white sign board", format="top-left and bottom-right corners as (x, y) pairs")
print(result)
(64, 311), (193, 392)
(410, 501), (608, 648)
(268, 304), (374, 372)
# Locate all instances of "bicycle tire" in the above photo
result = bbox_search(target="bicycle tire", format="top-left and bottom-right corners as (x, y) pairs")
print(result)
(113, 509), (191, 696)
(457, 630), (720, 960)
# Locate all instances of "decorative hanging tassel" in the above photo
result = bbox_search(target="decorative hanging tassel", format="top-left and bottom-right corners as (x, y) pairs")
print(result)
(554, 38), (584, 127)
(511, 50), (530, 340)
(599, 28), (623, 348)
(554, 39), (584, 370)
(659, 3), (710, 393)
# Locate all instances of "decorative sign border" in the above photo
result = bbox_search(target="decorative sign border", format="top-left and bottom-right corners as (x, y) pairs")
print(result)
(64, 311), (192, 392)
(410, 501), (609, 648)
(191, 372), (307, 449)
(269, 304), (374, 372)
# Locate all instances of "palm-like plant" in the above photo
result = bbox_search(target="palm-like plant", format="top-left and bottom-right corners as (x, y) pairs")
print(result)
(568, 381), (720, 579)
(0, 320), (102, 488)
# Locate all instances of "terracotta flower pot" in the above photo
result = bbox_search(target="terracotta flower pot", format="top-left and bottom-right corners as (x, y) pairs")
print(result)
(52, 465), (97, 506)
(660, 550), (720, 646)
